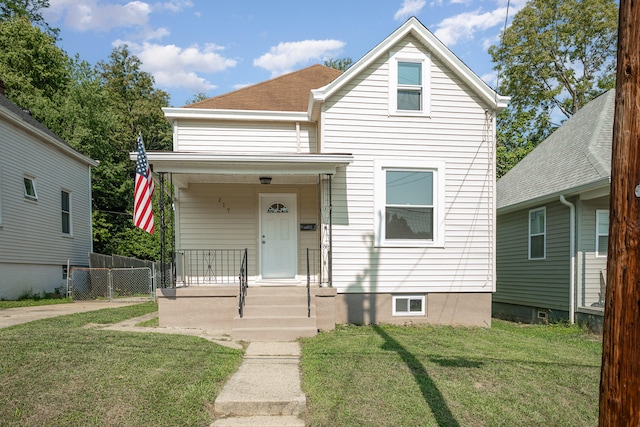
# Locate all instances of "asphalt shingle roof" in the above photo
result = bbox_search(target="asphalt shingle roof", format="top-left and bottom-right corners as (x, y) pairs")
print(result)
(497, 89), (615, 210)
(185, 64), (342, 111)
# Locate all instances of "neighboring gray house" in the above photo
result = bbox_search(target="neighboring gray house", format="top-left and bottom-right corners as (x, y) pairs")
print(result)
(495, 90), (614, 327)
(0, 90), (98, 299)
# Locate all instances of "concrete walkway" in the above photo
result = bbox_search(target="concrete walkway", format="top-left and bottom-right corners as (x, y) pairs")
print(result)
(0, 303), (308, 427)
(0, 301), (141, 328)
(212, 342), (306, 427)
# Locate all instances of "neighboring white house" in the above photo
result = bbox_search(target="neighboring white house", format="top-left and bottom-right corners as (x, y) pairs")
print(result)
(0, 89), (98, 300)
(495, 90), (614, 331)
(146, 17), (508, 338)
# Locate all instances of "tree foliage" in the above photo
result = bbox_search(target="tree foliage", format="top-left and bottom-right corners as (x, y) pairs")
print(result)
(0, 14), (173, 260)
(0, 15), (68, 124)
(324, 57), (353, 72)
(0, 0), (58, 37)
(490, 0), (618, 177)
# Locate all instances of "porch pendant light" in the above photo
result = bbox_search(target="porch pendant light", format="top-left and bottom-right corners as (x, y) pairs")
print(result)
(260, 177), (272, 184)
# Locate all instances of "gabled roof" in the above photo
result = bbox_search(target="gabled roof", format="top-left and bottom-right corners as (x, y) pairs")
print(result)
(185, 64), (342, 111)
(309, 16), (509, 119)
(0, 93), (98, 166)
(497, 89), (615, 211)
(166, 17), (507, 123)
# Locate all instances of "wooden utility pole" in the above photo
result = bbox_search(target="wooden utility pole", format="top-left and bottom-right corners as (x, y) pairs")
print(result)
(599, 0), (640, 424)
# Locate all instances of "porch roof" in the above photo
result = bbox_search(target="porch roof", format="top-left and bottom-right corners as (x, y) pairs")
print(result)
(133, 151), (353, 187)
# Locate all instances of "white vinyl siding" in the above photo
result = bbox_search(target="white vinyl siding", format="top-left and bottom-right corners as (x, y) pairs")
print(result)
(595, 210), (608, 257)
(176, 183), (318, 279)
(174, 121), (317, 153)
(0, 110), (94, 278)
(321, 36), (495, 294)
(529, 207), (546, 260)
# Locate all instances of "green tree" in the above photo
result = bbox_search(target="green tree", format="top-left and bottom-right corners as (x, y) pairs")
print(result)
(0, 0), (58, 37)
(185, 91), (208, 105)
(324, 57), (353, 72)
(93, 45), (172, 257)
(490, 0), (618, 177)
(0, 15), (69, 124)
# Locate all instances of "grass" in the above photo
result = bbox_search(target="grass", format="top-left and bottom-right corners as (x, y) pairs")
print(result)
(300, 320), (602, 427)
(0, 298), (73, 309)
(136, 316), (159, 327)
(1, 288), (73, 309)
(0, 303), (244, 427)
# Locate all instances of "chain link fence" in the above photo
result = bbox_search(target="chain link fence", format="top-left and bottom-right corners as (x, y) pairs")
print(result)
(69, 267), (155, 302)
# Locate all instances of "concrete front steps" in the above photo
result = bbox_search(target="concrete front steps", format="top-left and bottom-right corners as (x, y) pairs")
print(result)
(232, 285), (317, 342)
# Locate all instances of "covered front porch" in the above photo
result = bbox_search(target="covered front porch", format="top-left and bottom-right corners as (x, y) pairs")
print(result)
(147, 152), (352, 339)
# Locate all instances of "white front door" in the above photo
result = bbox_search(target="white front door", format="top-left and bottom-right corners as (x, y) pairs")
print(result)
(260, 194), (297, 279)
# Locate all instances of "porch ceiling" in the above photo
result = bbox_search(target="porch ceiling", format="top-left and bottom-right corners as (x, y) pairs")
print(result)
(137, 152), (353, 188)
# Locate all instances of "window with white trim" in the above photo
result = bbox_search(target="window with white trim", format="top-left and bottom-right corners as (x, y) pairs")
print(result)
(596, 210), (609, 257)
(529, 207), (546, 260)
(375, 159), (445, 247)
(61, 190), (71, 235)
(393, 295), (425, 316)
(24, 176), (37, 200)
(389, 52), (430, 116)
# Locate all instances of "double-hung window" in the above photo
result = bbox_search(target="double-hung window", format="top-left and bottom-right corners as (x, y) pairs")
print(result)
(389, 52), (430, 116)
(61, 190), (71, 235)
(375, 159), (445, 247)
(596, 210), (609, 257)
(529, 207), (546, 260)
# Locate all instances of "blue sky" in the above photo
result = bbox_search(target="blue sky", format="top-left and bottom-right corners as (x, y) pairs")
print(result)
(44, 0), (527, 107)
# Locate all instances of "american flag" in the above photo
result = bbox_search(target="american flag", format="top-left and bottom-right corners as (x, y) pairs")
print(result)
(134, 133), (154, 234)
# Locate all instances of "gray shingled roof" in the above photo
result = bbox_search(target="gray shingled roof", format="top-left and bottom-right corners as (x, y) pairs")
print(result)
(497, 89), (614, 210)
(0, 93), (97, 166)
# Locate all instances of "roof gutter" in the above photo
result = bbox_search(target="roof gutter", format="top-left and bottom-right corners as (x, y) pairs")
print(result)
(497, 177), (611, 215)
(559, 195), (576, 324)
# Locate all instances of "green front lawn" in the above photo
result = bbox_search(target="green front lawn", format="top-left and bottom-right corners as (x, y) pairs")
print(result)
(0, 303), (243, 427)
(301, 320), (602, 427)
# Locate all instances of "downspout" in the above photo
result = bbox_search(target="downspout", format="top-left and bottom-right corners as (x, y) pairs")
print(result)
(559, 195), (575, 324)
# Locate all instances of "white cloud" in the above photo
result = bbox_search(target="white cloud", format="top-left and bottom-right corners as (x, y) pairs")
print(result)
(481, 71), (498, 88)
(121, 41), (237, 92)
(394, 0), (426, 21)
(254, 39), (345, 77)
(47, 0), (153, 32)
(233, 83), (253, 90)
(153, 0), (194, 13)
(431, 0), (526, 46)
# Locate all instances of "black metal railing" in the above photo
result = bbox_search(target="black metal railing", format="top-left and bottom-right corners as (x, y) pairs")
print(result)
(306, 248), (321, 285)
(238, 248), (248, 318)
(174, 249), (246, 286)
(306, 248), (312, 317)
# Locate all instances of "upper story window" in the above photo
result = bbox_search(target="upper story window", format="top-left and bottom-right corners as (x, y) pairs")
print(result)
(24, 176), (37, 200)
(389, 52), (431, 116)
(61, 190), (71, 235)
(596, 210), (609, 257)
(529, 207), (546, 260)
(375, 159), (445, 247)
